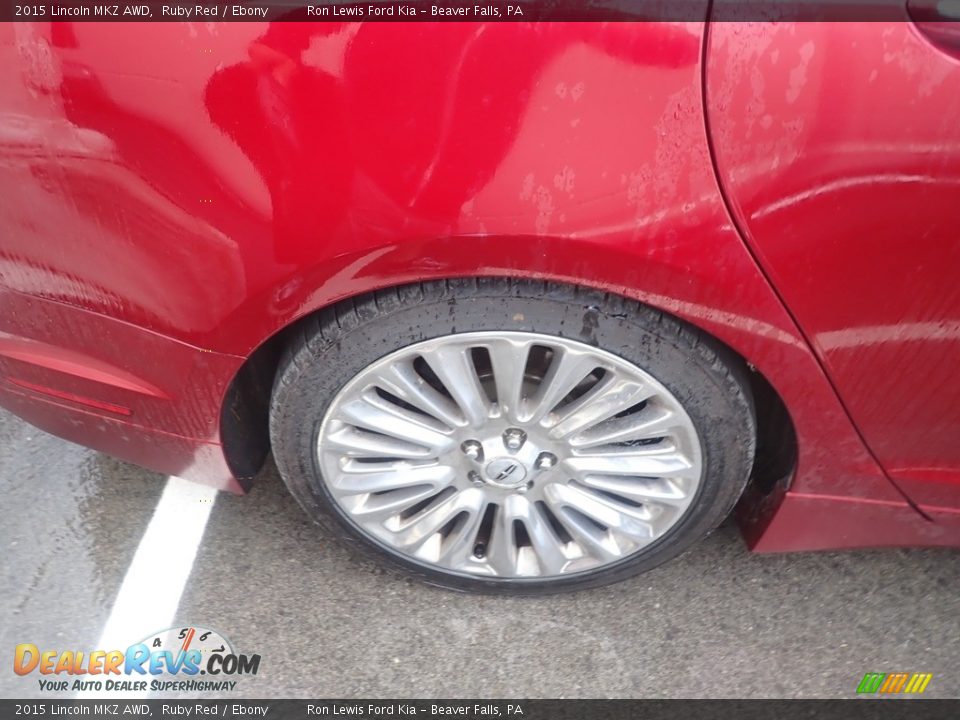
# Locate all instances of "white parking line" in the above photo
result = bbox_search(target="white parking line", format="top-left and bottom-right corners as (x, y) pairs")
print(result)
(78, 476), (217, 697)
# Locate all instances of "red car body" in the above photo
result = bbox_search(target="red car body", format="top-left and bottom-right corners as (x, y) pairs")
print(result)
(1, 17), (958, 553)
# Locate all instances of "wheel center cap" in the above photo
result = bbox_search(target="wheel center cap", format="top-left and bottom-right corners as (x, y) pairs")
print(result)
(483, 457), (528, 488)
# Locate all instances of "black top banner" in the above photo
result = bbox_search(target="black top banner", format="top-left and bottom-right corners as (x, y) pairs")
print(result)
(3, 700), (960, 720)
(0, 0), (946, 22)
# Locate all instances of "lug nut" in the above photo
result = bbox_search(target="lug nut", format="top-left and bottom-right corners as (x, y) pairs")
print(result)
(535, 452), (558, 471)
(468, 471), (484, 486)
(461, 440), (483, 462)
(502, 428), (527, 452)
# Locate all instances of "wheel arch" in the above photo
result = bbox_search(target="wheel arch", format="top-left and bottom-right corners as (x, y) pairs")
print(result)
(218, 275), (798, 503)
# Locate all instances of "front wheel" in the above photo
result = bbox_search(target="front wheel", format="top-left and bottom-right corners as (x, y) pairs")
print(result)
(269, 280), (756, 594)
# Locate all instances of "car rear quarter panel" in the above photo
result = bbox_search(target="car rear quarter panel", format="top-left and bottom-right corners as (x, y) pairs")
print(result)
(706, 21), (960, 514)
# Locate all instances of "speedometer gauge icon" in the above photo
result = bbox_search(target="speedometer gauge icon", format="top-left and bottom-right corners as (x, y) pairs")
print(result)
(139, 626), (234, 668)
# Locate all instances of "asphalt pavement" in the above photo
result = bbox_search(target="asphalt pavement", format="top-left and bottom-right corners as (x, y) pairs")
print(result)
(1, 406), (957, 699)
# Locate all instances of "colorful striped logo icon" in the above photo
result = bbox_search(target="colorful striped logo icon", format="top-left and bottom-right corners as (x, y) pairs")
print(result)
(857, 672), (933, 694)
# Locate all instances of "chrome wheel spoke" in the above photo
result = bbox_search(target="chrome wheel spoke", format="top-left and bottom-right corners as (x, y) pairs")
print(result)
(548, 502), (623, 562)
(338, 392), (455, 454)
(487, 339), (528, 422)
(544, 481), (655, 544)
(370, 360), (465, 429)
(333, 462), (454, 494)
(565, 451), (695, 480)
(505, 495), (569, 576)
(547, 375), (651, 439)
(422, 346), (490, 428)
(317, 331), (703, 581)
(325, 425), (436, 459)
(393, 488), (484, 557)
(568, 404), (678, 449)
(436, 507), (489, 569)
(485, 507), (519, 577)
(523, 349), (599, 424)
(348, 484), (444, 521)
(577, 474), (690, 507)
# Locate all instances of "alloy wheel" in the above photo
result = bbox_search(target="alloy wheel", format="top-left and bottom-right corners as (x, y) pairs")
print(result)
(316, 331), (703, 579)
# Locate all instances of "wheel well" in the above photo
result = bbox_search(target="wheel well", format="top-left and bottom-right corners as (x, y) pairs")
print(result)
(218, 326), (286, 488)
(219, 278), (798, 493)
(744, 366), (797, 495)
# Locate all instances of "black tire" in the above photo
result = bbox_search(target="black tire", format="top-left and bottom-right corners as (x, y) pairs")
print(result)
(269, 279), (756, 594)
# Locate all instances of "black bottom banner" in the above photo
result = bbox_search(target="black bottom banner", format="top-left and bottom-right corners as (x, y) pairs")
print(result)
(4, 699), (960, 720)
